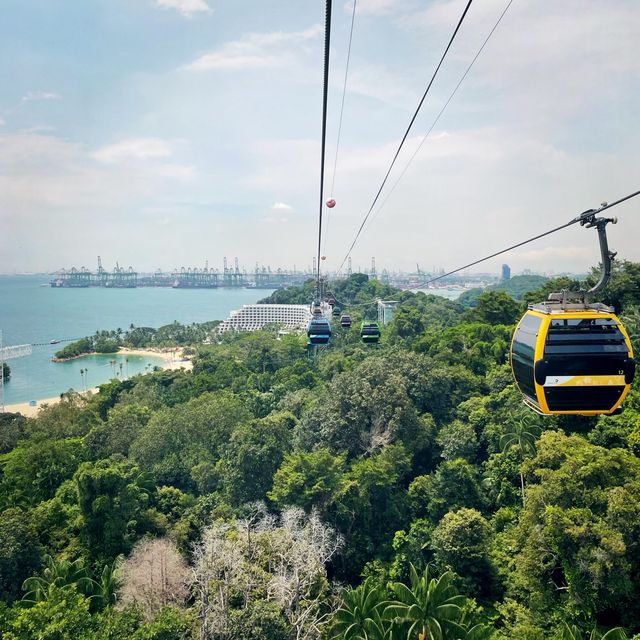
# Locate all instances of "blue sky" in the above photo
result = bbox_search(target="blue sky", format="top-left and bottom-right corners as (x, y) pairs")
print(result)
(1, 0), (639, 275)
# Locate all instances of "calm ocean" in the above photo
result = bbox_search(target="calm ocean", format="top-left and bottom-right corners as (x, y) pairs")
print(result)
(0, 275), (273, 404)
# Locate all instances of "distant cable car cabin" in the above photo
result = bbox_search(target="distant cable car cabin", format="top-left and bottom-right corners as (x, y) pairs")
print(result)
(307, 316), (332, 345)
(307, 299), (331, 345)
(510, 212), (635, 416)
(340, 314), (352, 328)
(360, 321), (381, 344)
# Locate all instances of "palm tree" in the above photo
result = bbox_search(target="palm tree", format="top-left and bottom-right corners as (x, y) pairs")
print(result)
(450, 625), (494, 640)
(384, 565), (466, 640)
(331, 578), (390, 640)
(561, 623), (627, 640)
(87, 556), (123, 610)
(22, 555), (92, 603)
(499, 418), (542, 506)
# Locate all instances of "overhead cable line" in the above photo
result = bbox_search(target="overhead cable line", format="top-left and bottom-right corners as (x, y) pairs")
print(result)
(315, 0), (333, 296)
(421, 189), (640, 286)
(364, 0), (515, 235)
(336, 0), (475, 274)
(323, 0), (358, 257)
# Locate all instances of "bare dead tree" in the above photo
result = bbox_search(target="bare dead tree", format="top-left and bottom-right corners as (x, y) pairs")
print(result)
(192, 504), (342, 640)
(118, 537), (190, 619)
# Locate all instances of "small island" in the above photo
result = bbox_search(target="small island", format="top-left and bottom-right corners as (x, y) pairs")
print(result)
(52, 321), (219, 362)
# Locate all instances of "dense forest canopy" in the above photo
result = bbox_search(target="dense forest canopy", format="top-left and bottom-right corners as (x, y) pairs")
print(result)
(1, 264), (640, 639)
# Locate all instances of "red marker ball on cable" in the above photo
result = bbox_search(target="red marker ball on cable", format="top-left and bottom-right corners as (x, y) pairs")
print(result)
(326, 199), (336, 208)
(321, 256), (327, 261)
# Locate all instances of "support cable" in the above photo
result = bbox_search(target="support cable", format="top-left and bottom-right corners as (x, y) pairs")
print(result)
(364, 0), (515, 235)
(323, 0), (358, 257)
(336, 0), (475, 274)
(421, 189), (640, 286)
(316, 0), (333, 298)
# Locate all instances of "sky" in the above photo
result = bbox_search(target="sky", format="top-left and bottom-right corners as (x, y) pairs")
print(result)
(0, 0), (639, 276)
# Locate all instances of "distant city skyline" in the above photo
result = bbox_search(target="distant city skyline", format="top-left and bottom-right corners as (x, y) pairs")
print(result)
(1, 0), (639, 274)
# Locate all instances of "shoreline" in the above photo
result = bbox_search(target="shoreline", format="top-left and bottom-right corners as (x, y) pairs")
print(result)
(4, 347), (192, 418)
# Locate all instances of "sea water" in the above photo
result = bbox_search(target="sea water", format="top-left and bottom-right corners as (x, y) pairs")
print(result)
(0, 275), (273, 404)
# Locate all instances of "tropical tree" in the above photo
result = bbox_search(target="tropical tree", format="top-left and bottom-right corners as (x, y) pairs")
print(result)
(88, 556), (122, 610)
(499, 419), (542, 506)
(385, 565), (466, 640)
(330, 578), (390, 640)
(22, 555), (92, 604)
(559, 622), (627, 639)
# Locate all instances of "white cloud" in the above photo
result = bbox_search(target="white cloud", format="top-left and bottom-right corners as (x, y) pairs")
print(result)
(92, 138), (173, 163)
(514, 246), (592, 263)
(153, 0), (212, 17)
(271, 202), (293, 211)
(397, 0), (640, 123)
(346, 63), (419, 109)
(21, 91), (61, 102)
(185, 26), (322, 71)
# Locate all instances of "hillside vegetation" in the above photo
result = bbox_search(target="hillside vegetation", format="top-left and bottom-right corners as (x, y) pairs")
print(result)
(1, 264), (640, 639)
(457, 274), (550, 307)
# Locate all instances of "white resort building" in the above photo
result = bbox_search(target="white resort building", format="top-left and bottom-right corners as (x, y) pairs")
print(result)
(218, 304), (313, 333)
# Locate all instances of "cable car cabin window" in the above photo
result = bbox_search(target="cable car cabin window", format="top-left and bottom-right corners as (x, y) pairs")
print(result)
(511, 313), (542, 400)
(541, 316), (630, 411)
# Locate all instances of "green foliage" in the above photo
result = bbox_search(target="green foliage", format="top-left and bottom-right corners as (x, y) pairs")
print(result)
(295, 353), (431, 458)
(269, 448), (347, 512)
(218, 411), (295, 505)
(129, 392), (250, 491)
(54, 337), (94, 360)
(330, 577), (390, 640)
(0, 412), (27, 454)
(458, 275), (549, 307)
(508, 431), (640, 627)
(437, 420), (479, 462)
(4, 263), (640, 638)
(468, 291), (521, 326)
(385, 565), (468, 640)
(415, 322), (510, 376)
(522, 276), (583, 306)
(227, 601), (289, 640)
(75, 459), (154, 561)
(431, 508), (495, 597)
(1, 437), (86, 506)
(1, 585), (95, 640)
(411, 459), (485, 524)
(558, 622), (628, 640)
(2, 361), (10, 381)
(130, 606), (193, 640)
(22, 555), (93, 604)
(0, 508), (42, 603)
(589, 260), (640, 312)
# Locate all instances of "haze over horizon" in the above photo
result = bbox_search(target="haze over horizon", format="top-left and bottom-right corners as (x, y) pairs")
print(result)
(1, 0), (639, 275)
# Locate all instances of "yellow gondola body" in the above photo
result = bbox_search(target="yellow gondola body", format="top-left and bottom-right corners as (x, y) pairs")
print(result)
(510, 308), (635, 416)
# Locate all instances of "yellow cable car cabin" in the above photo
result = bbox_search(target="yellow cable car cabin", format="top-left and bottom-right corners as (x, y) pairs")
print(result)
(511, 308), (635, 416)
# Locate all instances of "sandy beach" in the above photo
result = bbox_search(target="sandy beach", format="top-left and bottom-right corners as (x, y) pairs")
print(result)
(4, 347), (193, 418)
(117, 346), (193, 372)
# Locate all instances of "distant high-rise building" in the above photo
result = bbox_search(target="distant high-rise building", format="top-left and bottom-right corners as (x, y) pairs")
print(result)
(501, 264), (511, 281)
